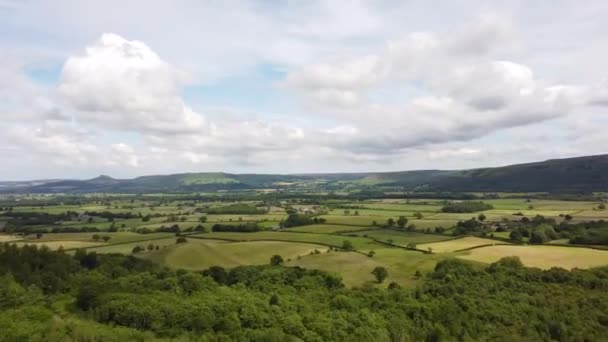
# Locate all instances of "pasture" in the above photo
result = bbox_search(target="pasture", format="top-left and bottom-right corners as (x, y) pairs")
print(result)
(287, 224), (372, 234)
(146, 239), (327, 270)
(418, 236), (504, 253)
(191, 231), (381, 252)
(347, 229), (453, 246)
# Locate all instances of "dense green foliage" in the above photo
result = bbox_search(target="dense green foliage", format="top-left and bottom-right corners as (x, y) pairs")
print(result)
(283, 213), (326, 228)
(211, 223), (262, 233)
(1, 244), (608, 340)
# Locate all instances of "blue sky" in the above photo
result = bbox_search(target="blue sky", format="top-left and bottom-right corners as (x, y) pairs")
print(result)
(1, 0), (608, 180)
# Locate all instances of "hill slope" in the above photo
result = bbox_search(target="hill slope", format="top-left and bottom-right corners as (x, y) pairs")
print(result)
(2, 154), (607, 193)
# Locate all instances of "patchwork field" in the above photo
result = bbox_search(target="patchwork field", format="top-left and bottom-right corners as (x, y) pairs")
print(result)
(3, 195), (608, 289)
(458, 245), (608, 269)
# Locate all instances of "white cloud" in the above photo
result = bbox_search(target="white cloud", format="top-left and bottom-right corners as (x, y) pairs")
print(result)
(1, 2), (608, 178)
(59, 33), (205, 134)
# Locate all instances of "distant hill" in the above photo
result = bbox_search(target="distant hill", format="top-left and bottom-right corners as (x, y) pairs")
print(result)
(357, 154), (608, 192)
(1, 154), (607, 193)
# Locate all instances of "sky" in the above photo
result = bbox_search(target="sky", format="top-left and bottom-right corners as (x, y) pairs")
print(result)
(1, 0), (608, 180)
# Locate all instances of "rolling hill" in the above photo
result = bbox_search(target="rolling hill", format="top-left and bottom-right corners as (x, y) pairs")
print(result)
(1, 154), (607, 193)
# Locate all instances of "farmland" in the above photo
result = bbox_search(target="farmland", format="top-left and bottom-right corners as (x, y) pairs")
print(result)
(2, 189), (608, 341)
(2, 194), (608, 287)
(458, 245), (608, 269)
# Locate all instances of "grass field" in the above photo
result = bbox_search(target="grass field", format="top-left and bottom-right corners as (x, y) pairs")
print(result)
(458, 245), (608, 269)
(418, 236), (504, 253)
(15, 240), (106, 250)
(287, 224), (373, 234)
(348, 229), (453, 246)
(0, 234), (22, 242)
(287, 251), (387, 286)
(87, 237), (179, 254)
(146, 239), (327, 270)
(320, 215), (380, 226)
(191, 231), (381, 252)
(288, 247), (448, 287)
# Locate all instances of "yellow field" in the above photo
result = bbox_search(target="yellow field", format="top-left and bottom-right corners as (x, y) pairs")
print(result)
(0, 234), (22, 242)
(458, 245), (608, 269)
(418, 236), (502, 253)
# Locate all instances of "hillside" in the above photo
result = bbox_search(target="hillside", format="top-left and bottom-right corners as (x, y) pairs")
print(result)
(1, 154), (607, 193)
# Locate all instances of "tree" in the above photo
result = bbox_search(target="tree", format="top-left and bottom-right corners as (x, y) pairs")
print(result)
(102, 236), (111, 242)
(478, 214), (487, 221)
(371, 266), (388, 283)
(397, 216), (408, 229)
(387, 218), (395, 227)
(414, 212), (423, 219)
(92, 234), (100, 241)
(354, 210), (359, 216)
(270, 254), (284, 266)
(368, 250), (376, 258)
(203, 266), (228, 284)
(388, 282), (401, 290)
(509, 230), (523, 242)
(342, 240), (354, 251)
(564, 214), (573, 221)
(414, 270), (422, 278)
(269, 294), (280, 306)
(530, 230), (548, 244)
(36, 232), (43, 239)
(599, 203), (606, 210)
(406, 242), (417, 250)
(147, 243), (155, 251)
(199, 216), (208, 223)
(176, 237), (188, 244)
(132, 246), (144, 253)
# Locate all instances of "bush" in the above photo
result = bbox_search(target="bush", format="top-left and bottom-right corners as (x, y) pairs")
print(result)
(270, 255), (284, 266)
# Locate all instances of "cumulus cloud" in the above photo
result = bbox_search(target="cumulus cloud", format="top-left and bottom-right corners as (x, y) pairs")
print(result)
(284, 15), (603, 156)
(2, 2), (608, 178)
(59, 33), (205, 134)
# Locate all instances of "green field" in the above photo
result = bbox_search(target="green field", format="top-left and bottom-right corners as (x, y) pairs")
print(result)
(146, 239), (327, 270)
(347, 229), (453, 246)
(288, 246), (448, 287)
(4, 195), (608, 289)
(16, 240), (106, 250)
(191, 231), (380, 252)
(87, 237), (179, 254)
(418, 236), (504, 253)
(287, 224), (373, 234)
